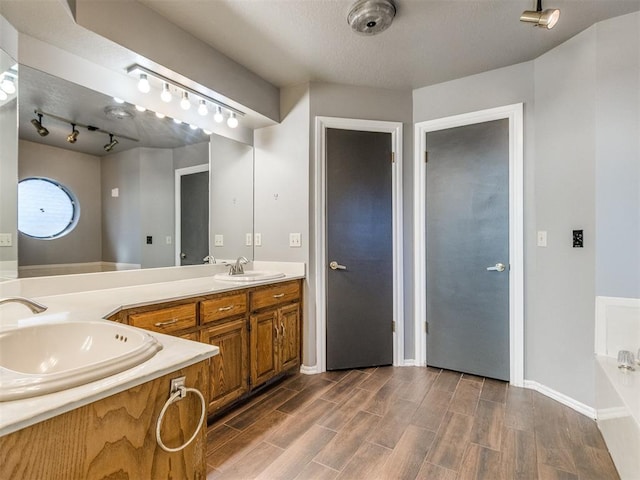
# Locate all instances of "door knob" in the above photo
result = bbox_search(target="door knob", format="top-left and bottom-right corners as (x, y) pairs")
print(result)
(329, 261), (347, 270)
(486, 263), (506, 272)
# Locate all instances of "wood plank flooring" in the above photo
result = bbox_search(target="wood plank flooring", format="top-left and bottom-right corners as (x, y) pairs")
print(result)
(206, 367), (619, 480)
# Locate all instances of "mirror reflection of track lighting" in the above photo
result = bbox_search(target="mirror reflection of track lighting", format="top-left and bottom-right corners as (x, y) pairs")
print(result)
(0, 74), (16, 95)
(67, 124), (79, 144)
(104, 134), (118, 152)
(31, 113), (49, 137)
(520, 0), (560, 29)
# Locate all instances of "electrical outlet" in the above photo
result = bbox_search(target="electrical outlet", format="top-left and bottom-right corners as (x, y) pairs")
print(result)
(214, 234), (224, 247)
(245, 233), (252, 246)
(111, 188), (119, 198)
(0, 233), (12, 247)
(254, 233), (262, 247)
(537, 231), (547, 247)
(289, 233), (301, 248)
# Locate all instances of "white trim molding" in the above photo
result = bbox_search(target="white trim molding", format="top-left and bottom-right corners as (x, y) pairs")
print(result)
(524, 380), (597, 419)
(174, 163), (209, 266)
(414, 103), (524, 387)
(300, 364), (320, 375)
(315, 116), (404, 372)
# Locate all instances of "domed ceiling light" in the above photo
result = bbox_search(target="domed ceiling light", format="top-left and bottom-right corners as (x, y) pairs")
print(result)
(347, 0), (396, 36)
(520, 0), (560, 29)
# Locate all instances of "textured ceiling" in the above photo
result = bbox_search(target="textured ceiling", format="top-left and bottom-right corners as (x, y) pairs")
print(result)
(138, 0), (640, 89)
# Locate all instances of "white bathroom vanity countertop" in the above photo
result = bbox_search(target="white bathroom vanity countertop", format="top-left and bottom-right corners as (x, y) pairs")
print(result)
(0, 261), (305, 437)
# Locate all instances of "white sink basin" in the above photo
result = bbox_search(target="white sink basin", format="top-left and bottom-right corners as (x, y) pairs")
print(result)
(0, 321), (162, 401)
(214, 270), (286, 283)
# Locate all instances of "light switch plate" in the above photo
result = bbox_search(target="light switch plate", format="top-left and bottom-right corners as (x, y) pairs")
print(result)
(289, 233), (302, 248)
(254, 233), (262, 247)
(0, 233), (12, 247)
(537, 231), (547, 247)
(214, 234), (224, 247)
(245, 233), (252, 246)
(165, 236), (172, 245)
(111, 188), (119, 198)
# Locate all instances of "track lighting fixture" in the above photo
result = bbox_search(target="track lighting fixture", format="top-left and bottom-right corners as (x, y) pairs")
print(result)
(214, 106), (224, 123)
(104, 134), (118, 152)
(113, 97), (125, 104)
(135, 105), (146, 112)
(198, 100), (208, 116)
(137, 73), (150, 93)
(227, 112), (238, 129)
(0, 74), (16, 94)
(161, 82), (172, 102)
(180, 91), (191, 110)
(0, 89), (7, 101)
(66, 124), (79, 144)
(126, 64), (245, 128)
(30, 113), (49, 137)
(520, 0), (560, 29)
(155, 112), (166, 119)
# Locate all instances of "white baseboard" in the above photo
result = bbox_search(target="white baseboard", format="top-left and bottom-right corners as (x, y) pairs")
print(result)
(402, 359), (418, 366)
(524, 380), (596, 419)
(300, 364), (320, 375)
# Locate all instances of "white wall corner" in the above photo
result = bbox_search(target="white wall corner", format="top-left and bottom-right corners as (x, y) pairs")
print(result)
(524, 380), (597, 419)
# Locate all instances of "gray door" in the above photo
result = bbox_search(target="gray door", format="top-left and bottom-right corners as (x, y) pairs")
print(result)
(326, 128), (393, 370)
(425, 119), (510, 381)
(180, 171), (209, 266)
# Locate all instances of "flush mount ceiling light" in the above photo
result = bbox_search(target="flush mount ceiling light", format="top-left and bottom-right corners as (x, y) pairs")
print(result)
(30, 113), (49, 137)
(126, 64), (245, 128)
(66, 124), (79, 144)
(104, 134), (118, 152)
(347, 0), (396, 35)
(520, 0), (560, 29)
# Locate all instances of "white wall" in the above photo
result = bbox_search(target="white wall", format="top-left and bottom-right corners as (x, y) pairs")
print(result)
(18, 140), (102, 266)
(595, 13), (640, 299)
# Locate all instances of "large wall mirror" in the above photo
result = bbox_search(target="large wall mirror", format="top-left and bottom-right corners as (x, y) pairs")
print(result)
(10, 65), (253, 278)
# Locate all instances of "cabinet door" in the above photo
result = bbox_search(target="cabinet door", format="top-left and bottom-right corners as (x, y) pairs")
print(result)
(250, 310), (278, 387)
(278, 303), (300, 372)
(201, 319), (248, 413)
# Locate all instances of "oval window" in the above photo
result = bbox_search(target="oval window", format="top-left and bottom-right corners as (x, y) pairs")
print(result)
(18, 177), (80, 239)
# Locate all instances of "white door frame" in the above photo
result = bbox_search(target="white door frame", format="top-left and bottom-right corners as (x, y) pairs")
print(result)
(414, 104), (524, 386)
(315, 116), (404, 372)
(174, 163), (209, 266)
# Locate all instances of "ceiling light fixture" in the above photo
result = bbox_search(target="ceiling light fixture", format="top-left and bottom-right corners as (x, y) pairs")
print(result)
(30, 113), (49, 137)
(113, 97), (125, 104)
(173, 118), (182, 124)
(161, 82), (172, 102)
(104, 134), (118, 152)
(520, 0), (560, 29)
(135, 105), (146, 112)
(180, 91), (191, 110)
(66, 124), (79, 144)
(197, 100), (208, 116)
(126, 64), (245, 128)
(189, 124), (198, 130)
(347, 0), (396, 36)
(155, 112), (166, 119)
(214, 106), (224, 123)
(0, 89), (7, 101)
(227, 112), (238, 129)
(137, 73), (151, 93)
(0, 74), (16, 94)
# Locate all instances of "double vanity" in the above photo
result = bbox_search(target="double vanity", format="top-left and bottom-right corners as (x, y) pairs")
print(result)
(0, 262), (305, 479)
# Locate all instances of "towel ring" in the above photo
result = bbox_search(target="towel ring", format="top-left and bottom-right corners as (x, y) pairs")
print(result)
(156, 386), (206, 453)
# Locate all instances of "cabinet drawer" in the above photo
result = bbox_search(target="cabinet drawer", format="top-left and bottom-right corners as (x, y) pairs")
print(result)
(129, 303), (196, 334)
(201, 293), (247, 324)
(250, 281), (300, 311)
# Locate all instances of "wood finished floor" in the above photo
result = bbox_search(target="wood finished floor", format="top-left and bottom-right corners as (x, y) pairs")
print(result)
(206, 367), (619, 480)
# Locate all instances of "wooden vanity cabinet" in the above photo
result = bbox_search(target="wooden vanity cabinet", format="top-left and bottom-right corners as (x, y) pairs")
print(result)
(108, 279), (302, 415)
(249, 281), (301, 387)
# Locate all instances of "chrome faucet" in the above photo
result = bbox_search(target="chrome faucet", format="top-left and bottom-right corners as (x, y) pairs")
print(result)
(203, 255), (216, 264)
(228, 256), (249, 275)
(0, 297), (48, 314)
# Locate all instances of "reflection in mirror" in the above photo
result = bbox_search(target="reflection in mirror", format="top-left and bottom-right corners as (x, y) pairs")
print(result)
(14, 66), (253, 278)
(0, 48), (18, 280)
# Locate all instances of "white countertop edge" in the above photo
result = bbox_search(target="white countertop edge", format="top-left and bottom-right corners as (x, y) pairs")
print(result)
(596, 355), (640, 428)
(0, 333), (218, 437)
